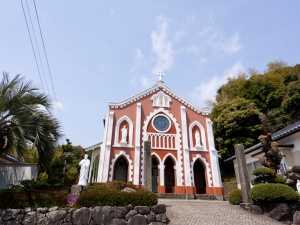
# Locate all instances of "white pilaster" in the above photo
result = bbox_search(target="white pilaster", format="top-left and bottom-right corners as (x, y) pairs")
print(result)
(102, 112), (115, 182)
(134, 103), (142, 185)
(206, 118), (222, 187)
(181, 106), (191, 186)
(97, 114), (109, 182)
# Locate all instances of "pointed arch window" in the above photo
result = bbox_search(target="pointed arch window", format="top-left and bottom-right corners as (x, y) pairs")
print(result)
(151, 91), (171, 108)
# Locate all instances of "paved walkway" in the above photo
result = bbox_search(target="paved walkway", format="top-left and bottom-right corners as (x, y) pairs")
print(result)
(158, 199), (282, 225)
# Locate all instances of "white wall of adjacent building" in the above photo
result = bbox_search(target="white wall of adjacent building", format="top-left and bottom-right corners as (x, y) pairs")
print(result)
(0, 163), (38, 189)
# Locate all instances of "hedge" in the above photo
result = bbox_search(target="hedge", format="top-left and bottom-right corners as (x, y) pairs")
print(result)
(251, 175), (286, 185)
(0, 189), (68, 208)
(252, 167), (276, 177)
(249, 183), (299, 203)
(76, 184), (157, 207)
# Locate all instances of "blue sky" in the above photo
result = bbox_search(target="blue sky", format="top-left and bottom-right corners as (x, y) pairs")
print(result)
(1, 1), (300, 148)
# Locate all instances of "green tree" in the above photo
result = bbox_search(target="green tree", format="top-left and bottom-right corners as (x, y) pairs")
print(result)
(46, 139), (85, 185)
(0, 73), (61, 168)
(211, 98), (263, 159)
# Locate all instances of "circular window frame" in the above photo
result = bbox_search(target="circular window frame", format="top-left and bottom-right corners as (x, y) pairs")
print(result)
(152, 114), (171, 133)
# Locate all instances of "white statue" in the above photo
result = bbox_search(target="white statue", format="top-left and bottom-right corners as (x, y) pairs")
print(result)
(195, 130), (201, 146)
(121, 125), (128, 143)
(78, 154), (90, 186)
(297, 180), (300, 193)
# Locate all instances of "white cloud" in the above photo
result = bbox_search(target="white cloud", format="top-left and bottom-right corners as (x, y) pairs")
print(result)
(134, 49), (144, 64)
(139, 75), (152, 88)
(218, 32), (242, 54)
(192, 61), (244, 107)
(53, 101), (64, 110)
(151, 16), (174, 73)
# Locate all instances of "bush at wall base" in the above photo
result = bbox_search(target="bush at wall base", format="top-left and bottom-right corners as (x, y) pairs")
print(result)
(249, 183), (299, 203)
(228, 189), (242, 205)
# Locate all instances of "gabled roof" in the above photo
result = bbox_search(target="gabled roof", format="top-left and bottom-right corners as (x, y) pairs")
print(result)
(108, 82), (211, 115)
(84, 142), (102, 152)
(225, 120), (300, 162)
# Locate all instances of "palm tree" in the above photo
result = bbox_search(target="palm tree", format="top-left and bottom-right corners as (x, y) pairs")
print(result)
(0, 72), (62, 168)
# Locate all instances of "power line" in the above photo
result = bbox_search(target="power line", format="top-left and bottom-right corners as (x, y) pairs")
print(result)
(21, 0), (66, 137)
(20, 0), (45, 92)
(25, 0), (50, 96)
(32, 0), (66, 136)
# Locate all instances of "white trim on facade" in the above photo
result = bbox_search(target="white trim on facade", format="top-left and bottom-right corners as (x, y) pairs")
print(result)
(109, 150), (133, 182)
(113, 115), (133, 147)
(109, 83), (210, 115)
(102, 111), (115, 182)
(97, 114), (109, 182)
(162, 153), (178, 186)
(190, 154), (212, 187)
(141, 107), (183, 186)
(134, 103), (142, 185)
(206, 119), (222, 187)
(189, 121), (207, 151)
(181, 106), (192, 186)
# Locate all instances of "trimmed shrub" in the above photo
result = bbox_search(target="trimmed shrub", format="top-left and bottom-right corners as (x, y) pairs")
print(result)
(251, 175), (286, 185)
(104, 180), (135, 191)
(76, 185), (157, 208)
(252, 167), (276, 177)
(249, 183), (299, 203)
(228, 189), (242, 205)
(0, 189), (68, 208)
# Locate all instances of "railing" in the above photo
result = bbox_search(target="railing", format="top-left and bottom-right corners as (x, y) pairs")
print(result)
(147, 133), (176, 149)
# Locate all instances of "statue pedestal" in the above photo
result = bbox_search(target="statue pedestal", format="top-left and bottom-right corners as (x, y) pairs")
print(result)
(69, 185), (88, 198)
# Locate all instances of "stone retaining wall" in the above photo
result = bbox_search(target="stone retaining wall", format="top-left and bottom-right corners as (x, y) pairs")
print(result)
(0, 204), (167, 225)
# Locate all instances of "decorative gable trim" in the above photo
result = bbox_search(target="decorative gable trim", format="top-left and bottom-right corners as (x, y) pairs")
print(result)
(109, 83), (210, 115)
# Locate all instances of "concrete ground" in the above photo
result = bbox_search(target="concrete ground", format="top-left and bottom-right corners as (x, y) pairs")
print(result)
(158, 199), (282, 225)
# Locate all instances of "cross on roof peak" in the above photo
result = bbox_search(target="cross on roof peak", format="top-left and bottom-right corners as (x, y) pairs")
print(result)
(156, 71), (165, 83)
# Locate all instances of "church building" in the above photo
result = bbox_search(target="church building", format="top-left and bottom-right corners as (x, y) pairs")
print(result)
(86, 73), (223, 198)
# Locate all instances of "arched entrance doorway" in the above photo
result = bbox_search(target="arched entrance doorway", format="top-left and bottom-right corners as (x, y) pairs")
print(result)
(152, 157), (159, 193)
(114, 157), (128, 182)
(193, 160), (206, 194)
(164, 157), (175, 193)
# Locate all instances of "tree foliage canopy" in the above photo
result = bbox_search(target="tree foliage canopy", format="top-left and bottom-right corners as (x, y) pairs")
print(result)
(0, 73), (62, 168)
(211, 62), (300, 160)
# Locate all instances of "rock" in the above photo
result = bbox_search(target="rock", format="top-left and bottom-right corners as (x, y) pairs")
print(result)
(146, 211), (156, 223)
(72, 207), (91, 225)
(289, 172), (300, 180)
(125, 210), (137, 221)
(15, 214), (25, 224)
(134, 206), (150, 215)
(113, 207), (127, 218)
(128, 215), (147, 225)
(293, 210), (300, 224)
(62, 223), (73, 225)
(49, 206), (59, 212)
(126, 204), (133, 211)
(266, 203), (293, 222)
(91, 206), (112, 225)
(155, 213), (167, 223)
(121, 187), (136, 193)
(46, 210), (67, 225)
(64, 212), (72, 222)
(23, 212), (38, 225)
(109, 218), (127, 225)
(2, 209), (20, 221)
(287, 167), (293, 173)
(292, 165), (300, 173)
(37, 208), (48, 214)
(286, 179), (296, 185)
(149, 223), (164, 225)
(249, 205), (263, 215)
(24, 208), (32, 213)
(151, 204), (166, 214)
